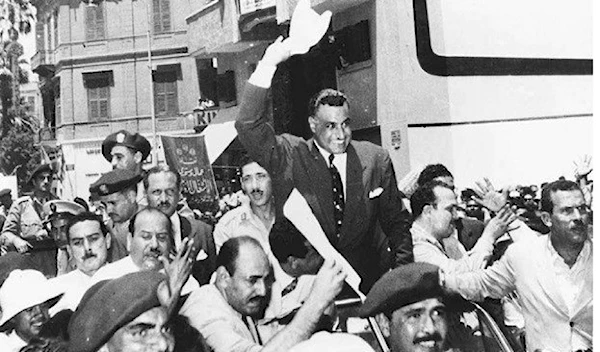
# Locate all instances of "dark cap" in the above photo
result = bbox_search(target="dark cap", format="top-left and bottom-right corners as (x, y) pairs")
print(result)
(68, 271), (167, 352)
(27, 164), (53, 185)
(89, 169), (141, 196)
(358, 263), (469, 317)
(0, 188), (10, 197)
(102, 130), (151, 162)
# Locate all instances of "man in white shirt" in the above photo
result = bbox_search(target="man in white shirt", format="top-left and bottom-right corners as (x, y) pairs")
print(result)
(213, 156), (275, 255)
(410, 180), (516, 274)
(50, 212), (114, 314)
(442, 180), (593, 351)
(93, 208), (199, 295)
(145, 165), (215, 285)
(180, 236), (346, 352)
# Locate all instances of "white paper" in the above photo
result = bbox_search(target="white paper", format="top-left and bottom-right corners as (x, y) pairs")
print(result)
(200, 121), (238, 164)
(283, 189), (363, 298)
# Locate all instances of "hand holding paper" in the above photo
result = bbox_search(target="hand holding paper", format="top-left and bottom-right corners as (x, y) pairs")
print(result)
(284, 188), (363, 297)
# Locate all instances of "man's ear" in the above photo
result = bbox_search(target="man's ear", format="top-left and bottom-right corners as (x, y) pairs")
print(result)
(422, 204), (434, 216)
(376, 313), (391, 338)
(540, 211), (552, 228)
(215, 266), (231, 287)
(134, 150), (143, 164)
(308, 116), (317, 134)
(105, 231), (112, 250)
(287, 256), (298, 270)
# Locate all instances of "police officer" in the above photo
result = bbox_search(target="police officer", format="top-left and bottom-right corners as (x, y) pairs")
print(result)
(42, 200), (86, 275)
(102, 130), (152, 206)
(89, 169), (141, 253)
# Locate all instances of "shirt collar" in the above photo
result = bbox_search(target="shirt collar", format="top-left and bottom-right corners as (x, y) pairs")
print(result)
(313, 141), (347, 166)
(546, 235), (592, 268)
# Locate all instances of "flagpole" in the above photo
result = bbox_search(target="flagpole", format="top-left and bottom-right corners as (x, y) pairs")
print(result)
(146, 0), (158, 166)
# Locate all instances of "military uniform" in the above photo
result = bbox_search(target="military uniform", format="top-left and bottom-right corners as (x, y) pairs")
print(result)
(1, 194), (58, 277)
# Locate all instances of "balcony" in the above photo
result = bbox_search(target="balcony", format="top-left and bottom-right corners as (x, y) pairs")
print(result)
(31, 50), (55, 77)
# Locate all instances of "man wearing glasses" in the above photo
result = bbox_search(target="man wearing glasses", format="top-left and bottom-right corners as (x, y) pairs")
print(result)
(409, 180), (516, 274)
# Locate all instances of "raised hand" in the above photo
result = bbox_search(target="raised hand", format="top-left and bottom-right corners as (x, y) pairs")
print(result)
(473, 178), (508, 213)
(261, 36), (292, 67)
(309, 259), (347, 307)
(573, 154), (592, 180)
(482, 205), (518, 241)
(160, 237), (197, 315)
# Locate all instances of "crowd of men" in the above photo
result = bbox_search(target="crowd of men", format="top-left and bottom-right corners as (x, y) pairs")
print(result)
(0, 12), (593, 352)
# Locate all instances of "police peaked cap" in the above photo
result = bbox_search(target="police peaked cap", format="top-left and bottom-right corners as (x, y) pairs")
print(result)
(101, 130), (151, 162)
(89, 169), (142, 196)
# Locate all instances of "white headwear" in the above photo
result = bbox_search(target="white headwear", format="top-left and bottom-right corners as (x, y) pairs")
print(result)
(0, 269), (65, 326)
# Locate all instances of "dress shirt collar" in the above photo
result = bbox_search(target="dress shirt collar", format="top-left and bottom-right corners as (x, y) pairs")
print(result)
(170, 213), (182, 250)
(313, 141), (347, 169)
(546, 235), (592, 270)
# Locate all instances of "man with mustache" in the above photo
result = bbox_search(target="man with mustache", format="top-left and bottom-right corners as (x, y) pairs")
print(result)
(93, 208), (199, 295)
(49, 211), (122, 314)
(359, 263), (468, 352)
(90, 169), (141, 251)
(145, 165), (216, 285)
(1, 164), (59, 276)
(0, 269), (65, 352)
(213, 156), (275, 255)
(441, 180), (593, 351)
(180, 236), (346, 352)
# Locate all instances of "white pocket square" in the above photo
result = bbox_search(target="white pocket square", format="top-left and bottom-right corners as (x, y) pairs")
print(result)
(369, 187), (384, 199)
(196, 249), (208, 261)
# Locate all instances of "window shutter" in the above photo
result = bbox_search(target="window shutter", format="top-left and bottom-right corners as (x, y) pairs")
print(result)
(161, 0), (170, 32)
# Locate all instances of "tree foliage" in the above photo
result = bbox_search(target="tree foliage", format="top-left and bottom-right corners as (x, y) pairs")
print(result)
(0, 117), (41, 192)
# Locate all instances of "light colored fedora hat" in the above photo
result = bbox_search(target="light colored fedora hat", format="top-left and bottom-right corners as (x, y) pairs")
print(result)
(0, 269), (65, 326)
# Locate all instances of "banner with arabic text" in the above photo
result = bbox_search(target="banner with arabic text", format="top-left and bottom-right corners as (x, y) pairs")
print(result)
(160, 135), (219, 212)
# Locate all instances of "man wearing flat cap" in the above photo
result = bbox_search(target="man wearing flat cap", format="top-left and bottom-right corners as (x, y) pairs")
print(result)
(68, 270), (176, 352)
(358, 262), (469, 352)
(1, 164), (59, 276)
(89, 169), (141, 251)
(102, 130), (151, 207)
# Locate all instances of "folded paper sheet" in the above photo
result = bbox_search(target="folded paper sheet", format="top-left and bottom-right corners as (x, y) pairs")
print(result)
(283, 188), (363, 298)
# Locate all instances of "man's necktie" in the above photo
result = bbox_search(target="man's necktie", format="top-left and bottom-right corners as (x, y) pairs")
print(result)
(281, 278), (298, 297)
(329, 154), (345, 238)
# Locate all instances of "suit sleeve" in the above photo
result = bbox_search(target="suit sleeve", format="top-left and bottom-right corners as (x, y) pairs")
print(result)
(377, 152), (414, 266)
(235, 83), (288, 174)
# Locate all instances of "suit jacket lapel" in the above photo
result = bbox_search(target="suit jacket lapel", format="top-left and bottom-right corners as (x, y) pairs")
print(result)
(305, 139), (336, 238)
(179, 215), (191, 239)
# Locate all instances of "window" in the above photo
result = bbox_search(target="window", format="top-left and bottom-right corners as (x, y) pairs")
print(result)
(84, 72), (112, 120)
(54, 81), (60, 125)
(196, 59), (237, 107)
(85, 2), (105, 41)
(152, 0), (171, 34)
(153, 70), (178, 115)
(53, 10), (59, 48)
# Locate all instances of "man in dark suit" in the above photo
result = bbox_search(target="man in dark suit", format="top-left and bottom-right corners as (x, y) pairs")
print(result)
(235, 37), (413, 291)
(144, 165), (216, 285)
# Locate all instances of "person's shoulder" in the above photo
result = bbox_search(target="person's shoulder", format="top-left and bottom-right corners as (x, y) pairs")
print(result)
(215, 206), (248, 227)
(349, 140), (390, 161)
(14, 195), (33, 204)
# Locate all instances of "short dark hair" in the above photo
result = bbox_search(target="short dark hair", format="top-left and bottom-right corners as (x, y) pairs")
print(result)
(308, 89), (349, 117)
(410, 180), (453, 219)
(143, 165), (181, 191)
(540, 180), (582, 213)
(217, 236), (262, 275)
(269, 218), (308, 264)
(417, 164), (453, 187)
(128, 208), (173, 242)
(65, 212), (108, 242)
